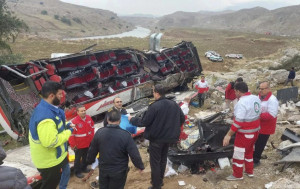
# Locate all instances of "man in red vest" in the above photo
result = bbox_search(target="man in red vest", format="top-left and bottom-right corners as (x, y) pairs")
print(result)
(224, 77), (243, 110)
(69, 105), (95, 178)
(223, 82), (261, 181)
(253, 81), (278, 167)
(195, 76), (209, 107)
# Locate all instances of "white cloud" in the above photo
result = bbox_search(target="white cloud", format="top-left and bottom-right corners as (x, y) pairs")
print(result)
(60, 0), (300, 16)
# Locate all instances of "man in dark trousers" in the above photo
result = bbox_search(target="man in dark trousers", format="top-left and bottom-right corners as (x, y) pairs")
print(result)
(87, 109), (144, 189)
(285, 67), (296, 86)
(103, 97), (127, 127)
(129, 84), (185, 189)
(29, 81), (74, 189)
(69, 105), (94, 178)
(253, 81), (278, 167)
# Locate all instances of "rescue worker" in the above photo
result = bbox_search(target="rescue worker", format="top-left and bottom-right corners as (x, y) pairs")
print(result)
(87, 109), (144, 189)
(224, 77), (243, 110)
(179, 97), (190, 140)
(195, 75), (209, 107)
(29, 81), (74, 189)
(129, 84), (185, 189)
(223, 82), (261, 181)
(69, 105), (95, 178)
(253, 81), (278, 167)
(103, 97), (127, 127)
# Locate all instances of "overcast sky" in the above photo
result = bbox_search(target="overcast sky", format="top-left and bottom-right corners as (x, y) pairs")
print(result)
(60, 0), (300, 16)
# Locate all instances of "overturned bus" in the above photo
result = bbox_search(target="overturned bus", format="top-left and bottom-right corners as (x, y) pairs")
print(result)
(0, 37), (202, 143)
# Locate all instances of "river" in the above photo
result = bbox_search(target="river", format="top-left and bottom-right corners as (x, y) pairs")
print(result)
(63, 26), (151, 41)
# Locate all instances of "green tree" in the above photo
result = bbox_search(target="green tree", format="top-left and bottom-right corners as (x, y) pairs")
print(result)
(0, 0), (28, 64)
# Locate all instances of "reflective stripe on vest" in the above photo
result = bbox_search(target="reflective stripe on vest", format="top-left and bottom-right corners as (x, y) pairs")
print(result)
(73, 133), (87, 137)
(235, 116), (260, 122)
(238, 126), (260, 133)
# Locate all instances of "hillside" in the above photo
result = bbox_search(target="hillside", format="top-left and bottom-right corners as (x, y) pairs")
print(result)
(6, 0), (135, 39)
(122, 5), (300, 36)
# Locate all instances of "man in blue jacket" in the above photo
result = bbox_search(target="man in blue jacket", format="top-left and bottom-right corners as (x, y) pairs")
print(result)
(285, 67), (296, 86)
(29, 81), (74, 189)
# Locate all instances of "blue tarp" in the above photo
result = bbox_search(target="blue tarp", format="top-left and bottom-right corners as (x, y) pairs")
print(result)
(120, 115), (137, 134)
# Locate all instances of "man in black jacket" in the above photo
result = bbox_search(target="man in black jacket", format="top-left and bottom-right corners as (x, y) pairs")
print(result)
(86, 109), (144, 189)
(129, 84), (185, 189)
(103, 97), (127, 127)
(285, 67), (296, 86)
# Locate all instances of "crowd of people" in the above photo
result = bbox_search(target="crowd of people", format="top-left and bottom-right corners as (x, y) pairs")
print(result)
(23, 72), (284, 189)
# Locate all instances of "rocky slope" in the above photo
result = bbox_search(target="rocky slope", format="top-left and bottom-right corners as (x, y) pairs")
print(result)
(7, 0), (134, 39)
(123, 5), (300, 36)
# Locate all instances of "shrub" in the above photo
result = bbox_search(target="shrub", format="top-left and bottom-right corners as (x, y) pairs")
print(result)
(110, 16), (115, 20)
(61, 16), (71, 26)
(41, 10), (48, 15)
(72, 17), (82, 24)
(54, 15), (59, 20)
(0, 54), (24, 65)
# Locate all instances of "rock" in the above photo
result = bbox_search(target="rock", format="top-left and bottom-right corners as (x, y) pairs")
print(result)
(211, 91), (221, 100)
(183, 184), (196, 189)
(214, 78), (227, 87)
(278, 140), (293, 150)
(269, 178), (300, 189)
(233, 184), (238, 189)
(287, 115), (300, 122)
(269, 61), (282, 68)
(269, 69), (289, 84)
(295, 101), (300, 107)
(280, 48), (300, 64)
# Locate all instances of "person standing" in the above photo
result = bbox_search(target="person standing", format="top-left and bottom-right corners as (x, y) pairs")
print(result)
(195, 75), (209, 107)
(29, 81), (74, 189)
(224, 77), (243, 110)
(223, 82), (261, 181)
(129, 84), (185, 189)
(179, 97), (190, 140)
(87, 109), (144, 189)
(285, 67), (296, 86)
(103, 97), (127, 127)
(253, 81), (278, 167)
(69, 105), (95, 178)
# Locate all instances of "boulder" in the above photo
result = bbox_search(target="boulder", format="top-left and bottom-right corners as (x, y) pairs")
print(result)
(269, 69), (289, 84)
(280, 48), (300, 64)
(287, 114), (300, 122)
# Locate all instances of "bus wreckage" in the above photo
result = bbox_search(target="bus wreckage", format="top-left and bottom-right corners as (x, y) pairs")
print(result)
(0, 35), (202, 143)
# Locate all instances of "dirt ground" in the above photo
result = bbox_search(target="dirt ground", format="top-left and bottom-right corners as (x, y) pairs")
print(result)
(66, 124), (300, 189)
